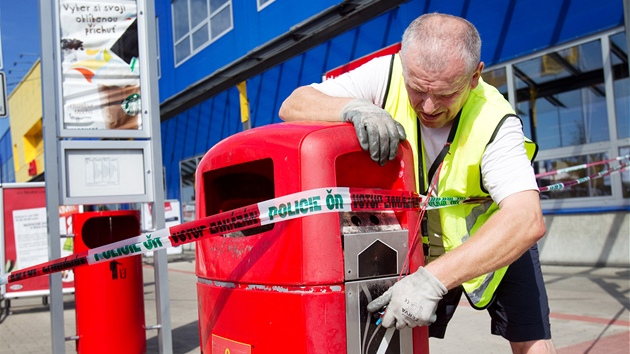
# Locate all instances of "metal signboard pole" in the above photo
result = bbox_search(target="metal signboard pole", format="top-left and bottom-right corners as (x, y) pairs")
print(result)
(625, 0), (630, 76)
(140, 0), (173, 351)
(39, 2), (65, 352)
(39, 0), (172, 352)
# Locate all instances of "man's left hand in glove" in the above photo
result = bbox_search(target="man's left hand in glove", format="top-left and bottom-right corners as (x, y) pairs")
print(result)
(367, 267), (448, 329)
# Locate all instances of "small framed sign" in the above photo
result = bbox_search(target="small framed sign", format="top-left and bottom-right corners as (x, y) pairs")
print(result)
(59, 140), (154, 204)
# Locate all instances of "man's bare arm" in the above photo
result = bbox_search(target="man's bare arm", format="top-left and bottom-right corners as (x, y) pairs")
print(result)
(426, 190), (546, 289)
(279, 86), (352, 122)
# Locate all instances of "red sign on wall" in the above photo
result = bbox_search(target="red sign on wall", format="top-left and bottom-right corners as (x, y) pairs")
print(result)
(324, 43), (401, 80)
(1, 184), (76, 297)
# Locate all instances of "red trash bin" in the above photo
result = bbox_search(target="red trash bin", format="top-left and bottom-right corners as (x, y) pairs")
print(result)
(194, 122), (428, 353)
(73, 210), (146, 354)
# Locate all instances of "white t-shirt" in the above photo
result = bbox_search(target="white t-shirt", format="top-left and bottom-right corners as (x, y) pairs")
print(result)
(311, 55), (539, 204)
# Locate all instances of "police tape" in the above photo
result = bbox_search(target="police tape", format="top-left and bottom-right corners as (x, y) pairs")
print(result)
(0, 187), (472, 285)
(535, 154), (629, 179)
(1, 157), (628, 286)
(538, 160), (628, 192)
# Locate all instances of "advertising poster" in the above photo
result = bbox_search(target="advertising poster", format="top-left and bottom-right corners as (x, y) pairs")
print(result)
(59, 205), (82, 283)
(13, 208), (49, 270)
(142, 200), (183, 256)
(59, 0), (142, 131)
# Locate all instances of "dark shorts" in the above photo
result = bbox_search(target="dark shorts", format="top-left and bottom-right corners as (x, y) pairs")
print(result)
(429, 244), (552, 342)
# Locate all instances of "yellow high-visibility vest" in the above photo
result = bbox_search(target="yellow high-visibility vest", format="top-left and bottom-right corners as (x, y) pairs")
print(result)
(383, 54), (537, 308)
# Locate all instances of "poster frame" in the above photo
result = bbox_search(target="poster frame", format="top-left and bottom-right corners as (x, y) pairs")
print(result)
(0, 183), (75, 301)
(59, 139), (154, 205)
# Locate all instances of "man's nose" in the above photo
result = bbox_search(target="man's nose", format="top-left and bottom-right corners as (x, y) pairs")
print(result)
(421, 95), (438, 113)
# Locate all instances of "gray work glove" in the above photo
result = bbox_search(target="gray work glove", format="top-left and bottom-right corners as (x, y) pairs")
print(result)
(367, 267), (447, 330)
(341, 98), (406, 166)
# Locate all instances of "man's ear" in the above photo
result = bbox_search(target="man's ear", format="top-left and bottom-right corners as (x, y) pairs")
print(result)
(470, 62), (484, 89)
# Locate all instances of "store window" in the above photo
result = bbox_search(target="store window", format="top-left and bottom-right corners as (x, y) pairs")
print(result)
(610, 32), (629, 139)
(172, 0), (233, 65)
(482, 67), (508, 97)
(514, 40), (608, 150)
(180, 155), (203, 221)
(621, 146), (630, 198)
(536, 153), (612, 199)
(482, 66), (533, 132)
(484, 28), (629, 209)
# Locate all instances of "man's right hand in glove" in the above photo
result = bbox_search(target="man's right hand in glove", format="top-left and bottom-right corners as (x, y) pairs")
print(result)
(341, 98), (407, 166)
(367, 267), (447, 330)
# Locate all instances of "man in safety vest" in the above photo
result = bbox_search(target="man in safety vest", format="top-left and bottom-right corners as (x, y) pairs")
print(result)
(279, 12), (557, 354)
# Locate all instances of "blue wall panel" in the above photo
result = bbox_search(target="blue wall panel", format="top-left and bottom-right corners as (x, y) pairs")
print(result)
(180, 111), (197, 160)
(155, 0), (340, 101)
(249, 67), (284, 128)
(161, 118), (180, 200)
(467, 0), (624, 65)
(193, 100), (213, 154)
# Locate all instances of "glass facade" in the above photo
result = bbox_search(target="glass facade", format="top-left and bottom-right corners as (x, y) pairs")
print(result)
(513, 40), (608, 149)
(536, 153), (612, 200)
(621, 146), (630, 198)
(180, 155), (203, 207)
(611, 32), (630, 140)
(482, 28), (628, 210)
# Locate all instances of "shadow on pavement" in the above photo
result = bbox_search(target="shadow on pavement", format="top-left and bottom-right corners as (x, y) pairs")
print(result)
(146, 320), (200, 354)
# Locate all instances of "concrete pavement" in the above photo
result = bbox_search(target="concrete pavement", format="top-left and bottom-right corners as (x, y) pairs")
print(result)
(1, 248), (628, 353)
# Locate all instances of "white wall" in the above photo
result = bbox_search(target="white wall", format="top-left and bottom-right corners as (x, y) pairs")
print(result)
(539, 212), (629, 267)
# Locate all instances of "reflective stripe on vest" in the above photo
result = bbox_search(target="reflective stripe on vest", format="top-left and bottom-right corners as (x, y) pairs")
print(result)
(383, 53), (538, 309)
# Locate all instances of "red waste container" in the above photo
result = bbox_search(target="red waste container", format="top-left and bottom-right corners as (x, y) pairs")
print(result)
(73, 210), (146, 354)
(195, 122), (428, 353)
